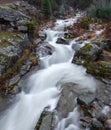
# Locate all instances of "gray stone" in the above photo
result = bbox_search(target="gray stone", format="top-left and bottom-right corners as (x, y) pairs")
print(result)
(39, 113), (53, 130)
(78, 92), (95, 105)
(18, 26), (28, 32)
(9, 75), (20, 86)
(20, 61), (32, 76)
(56, 83), (77, 120)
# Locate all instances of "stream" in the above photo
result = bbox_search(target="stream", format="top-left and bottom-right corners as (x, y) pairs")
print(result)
(0, 14), (97, 130)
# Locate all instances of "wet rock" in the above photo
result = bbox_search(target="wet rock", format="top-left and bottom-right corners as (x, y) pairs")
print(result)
(56, 38), (69, 45)
(56, 83), (78, 120)
(35, 111), (53, 130)
(72, 43), (82, 51)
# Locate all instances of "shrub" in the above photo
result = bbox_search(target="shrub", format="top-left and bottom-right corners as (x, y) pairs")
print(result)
(88, 0), (111, 21)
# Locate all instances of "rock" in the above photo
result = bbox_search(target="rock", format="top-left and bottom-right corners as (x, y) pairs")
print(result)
(6, 55), (18, 69)
(34, 38), (42, 45)
(35, 111), (53, 130)
(106, 119), (111, 128)
(36, 42), (54, 57)
(56, 83), (78, 120)
(9, 74), (20, 86)
(56, 38), (69, 45)
(97, 112), (108, 123)
(90, 118), (103, 130)
(20, 61), (32, 76)
(72, 43), (82, 51)
(77, 92), (95, 106)
(18, 26), (28, 32)
(72, 43), (102, 65)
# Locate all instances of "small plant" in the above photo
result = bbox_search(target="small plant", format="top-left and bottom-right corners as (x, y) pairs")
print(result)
(81, 17), (90, 29)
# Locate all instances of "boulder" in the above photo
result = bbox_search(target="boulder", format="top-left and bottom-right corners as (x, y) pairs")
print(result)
(56, 83), (78, 120)
(72, 43), (102, 65)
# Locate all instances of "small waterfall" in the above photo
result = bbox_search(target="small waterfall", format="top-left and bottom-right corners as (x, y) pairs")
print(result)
(0, 13), (97, 130)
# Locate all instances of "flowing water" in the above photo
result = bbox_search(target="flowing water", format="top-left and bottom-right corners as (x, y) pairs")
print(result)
(0, 14), (97, 130)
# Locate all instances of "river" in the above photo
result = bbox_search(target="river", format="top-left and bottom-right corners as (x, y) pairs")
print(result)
(0, 13), (97, 130)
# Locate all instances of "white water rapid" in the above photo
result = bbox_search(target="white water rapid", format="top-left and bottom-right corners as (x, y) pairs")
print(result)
(0, 14), (97, 130)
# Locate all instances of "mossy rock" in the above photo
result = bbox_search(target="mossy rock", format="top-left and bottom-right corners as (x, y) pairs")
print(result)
(87, 61), (111, 79)
(73, 43), (102, 65)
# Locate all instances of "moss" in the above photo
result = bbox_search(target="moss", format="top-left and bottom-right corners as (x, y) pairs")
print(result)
(80, 44), (92, 52)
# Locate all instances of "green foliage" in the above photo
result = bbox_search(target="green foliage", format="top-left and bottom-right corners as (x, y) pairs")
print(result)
(88, 0), (111, 20)
(41, 0), (52, 18)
